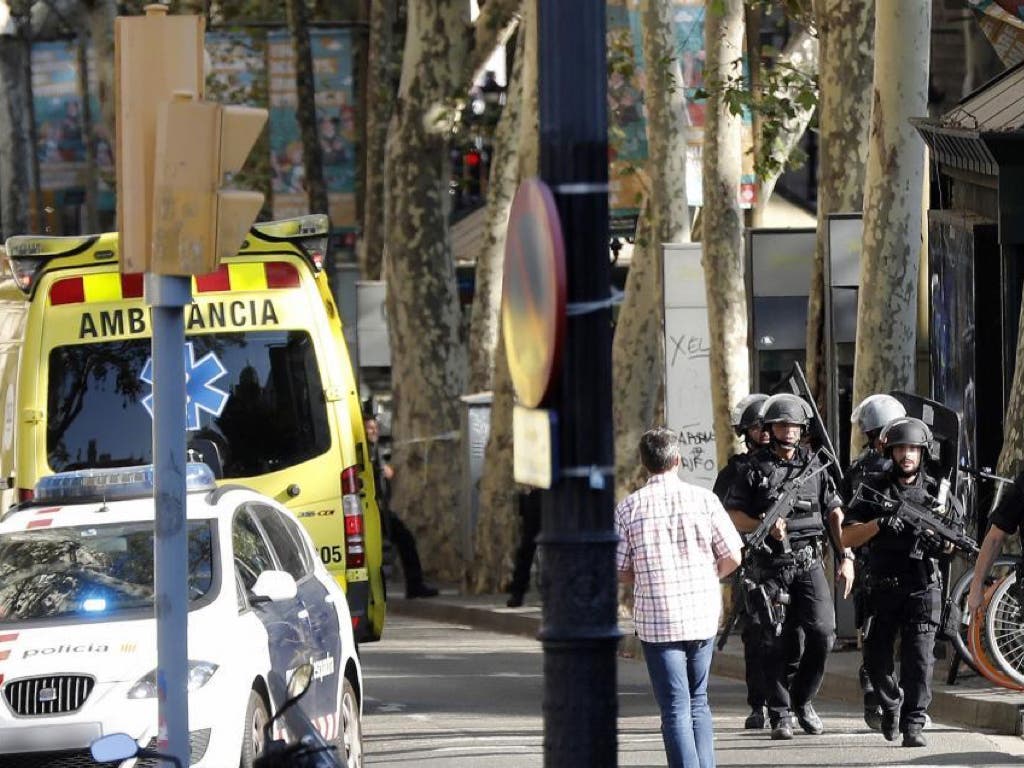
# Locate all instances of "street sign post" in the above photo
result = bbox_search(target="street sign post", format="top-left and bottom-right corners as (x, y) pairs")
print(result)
(115, 6), (268, 765)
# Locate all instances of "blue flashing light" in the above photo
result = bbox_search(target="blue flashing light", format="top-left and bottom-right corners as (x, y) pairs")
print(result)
(34, 463), (217, 503)
(82, 598), (107, 612)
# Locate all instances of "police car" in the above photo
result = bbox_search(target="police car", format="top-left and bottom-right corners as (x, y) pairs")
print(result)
(0, 464), (363, 767)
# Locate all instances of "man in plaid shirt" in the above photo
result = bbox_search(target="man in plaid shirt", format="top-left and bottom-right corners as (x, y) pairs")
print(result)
(616, 427), (743, 768)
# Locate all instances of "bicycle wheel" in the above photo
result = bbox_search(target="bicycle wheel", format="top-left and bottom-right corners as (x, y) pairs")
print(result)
(985, 570), (1024, 687)
(969, 578), (1024, 691)
(944, 556), (1020, 674)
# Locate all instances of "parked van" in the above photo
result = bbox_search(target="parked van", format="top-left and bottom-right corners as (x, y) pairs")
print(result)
(0, 214), (385, 642)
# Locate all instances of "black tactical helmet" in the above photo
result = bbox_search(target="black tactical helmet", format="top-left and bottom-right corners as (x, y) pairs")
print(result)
(880, 416), (933, 454)
(731, 393), (769, 434)
(761, 393), (812, 426)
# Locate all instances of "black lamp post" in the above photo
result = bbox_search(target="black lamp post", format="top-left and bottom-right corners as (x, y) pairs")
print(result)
(537, 1), (618, 766)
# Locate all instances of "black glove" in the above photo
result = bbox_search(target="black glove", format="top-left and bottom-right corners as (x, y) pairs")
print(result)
(919, 529), (946, 553)
(877, 515), (905, 535)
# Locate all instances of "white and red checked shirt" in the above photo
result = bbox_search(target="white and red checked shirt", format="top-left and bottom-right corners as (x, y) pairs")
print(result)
(615, 470), (743, 643)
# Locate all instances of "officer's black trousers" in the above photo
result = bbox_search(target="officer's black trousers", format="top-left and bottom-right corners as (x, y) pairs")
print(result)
(763, 560), (836, 720)
(386, 511), (425, 591)
(743, 616), (803, 711)
(863, 584), (940, 732)
(508, 491), (542, 598)
(741, 620), (767, 709)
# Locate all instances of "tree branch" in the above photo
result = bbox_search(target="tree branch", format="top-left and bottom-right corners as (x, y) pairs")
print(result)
(466, 0), (520, 85)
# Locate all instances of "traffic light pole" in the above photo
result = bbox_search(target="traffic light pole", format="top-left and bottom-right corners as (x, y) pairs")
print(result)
(147, 273), (192, 767)
(537, 2), (619, 765)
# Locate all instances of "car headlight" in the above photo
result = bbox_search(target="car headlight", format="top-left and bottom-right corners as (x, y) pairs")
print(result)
(127, 661), (219, 699)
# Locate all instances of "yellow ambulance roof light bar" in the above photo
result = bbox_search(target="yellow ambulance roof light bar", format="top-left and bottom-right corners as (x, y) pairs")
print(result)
(250, 214), (330, 272)
(4, 234), (99, 294)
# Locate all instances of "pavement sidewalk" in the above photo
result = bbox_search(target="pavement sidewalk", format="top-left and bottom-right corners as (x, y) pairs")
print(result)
(388, 588), (1024, 737)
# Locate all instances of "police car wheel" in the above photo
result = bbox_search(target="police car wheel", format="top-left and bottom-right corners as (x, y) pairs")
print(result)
(340, 678), (363, 768)
(241, 689), (270, 768)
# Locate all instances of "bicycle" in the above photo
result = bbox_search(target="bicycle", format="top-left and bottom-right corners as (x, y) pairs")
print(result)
(942, 554), (1022, 683)
(981, 566), (1024, 688)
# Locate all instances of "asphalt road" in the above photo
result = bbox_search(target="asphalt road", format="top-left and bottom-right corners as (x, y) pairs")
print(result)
(361, 615), (1024, 767)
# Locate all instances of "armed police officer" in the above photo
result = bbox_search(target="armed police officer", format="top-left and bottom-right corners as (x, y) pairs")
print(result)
(714, 394), (769, 498)
(714, 394), (771, 729)
(842, 417), (944, 748)
(724, 393), (855, 740)
(844, 394), (906, 731)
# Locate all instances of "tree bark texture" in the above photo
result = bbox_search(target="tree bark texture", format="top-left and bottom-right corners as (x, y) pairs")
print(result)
(86, 0), (117, 150)
(805, 0), (874, 409)
(467, 331), (518, 593)
(467, 20), (523, 393)
(758, 29), (819, 208)
(286, 0), (329, 217)
(354, 0), (370, 230)
(384, 0), (469, 581)
(468, 0), (520, 81)
(998, 286), (1024, 477)
(610, 0), (691, 500)
(612, 209), (663, 500)
(701, 0), (747, 468)
(469, 0), (538, 594)
(77, 32), (99, 234)
(0, 36), (28, 239)
(640, 0), (690, 244)
(361, 0), (402, 280)
(850, 0), (930, 458)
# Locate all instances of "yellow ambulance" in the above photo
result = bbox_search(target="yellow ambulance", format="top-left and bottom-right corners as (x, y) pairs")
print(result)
(0, 214), (385, 642)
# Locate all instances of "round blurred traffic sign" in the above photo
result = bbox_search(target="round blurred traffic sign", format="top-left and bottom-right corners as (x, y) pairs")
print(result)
(502, 177), (567, 408)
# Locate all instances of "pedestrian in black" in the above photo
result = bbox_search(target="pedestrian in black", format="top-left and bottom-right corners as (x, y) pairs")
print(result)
(714, 393), (771, 729)
(506, 488), (541, 607)
(843, 394), (906, 731)
(724, 393), (855, 740)
(843, 417), (943, 748)
(365, 414), (438, 599)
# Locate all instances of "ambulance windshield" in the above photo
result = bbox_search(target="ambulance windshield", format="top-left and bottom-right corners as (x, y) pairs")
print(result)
(46, 330), (331, 477)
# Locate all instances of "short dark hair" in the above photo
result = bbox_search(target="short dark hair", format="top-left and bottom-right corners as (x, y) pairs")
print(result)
(639, 427), (680, 473)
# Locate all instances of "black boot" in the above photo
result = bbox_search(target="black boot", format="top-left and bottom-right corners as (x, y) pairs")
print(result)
(771, 716), (794, 740)
(744, 706), (766, 730)
(406, 582), (438, 599)
(864, 706), (883, 731)
(795, 704), (824, 735)
(902, 727), (926, 748)
(881, 709), (899, 742)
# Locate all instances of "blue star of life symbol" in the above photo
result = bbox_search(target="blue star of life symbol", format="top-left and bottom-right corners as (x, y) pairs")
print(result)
(141, 343), (230, 430)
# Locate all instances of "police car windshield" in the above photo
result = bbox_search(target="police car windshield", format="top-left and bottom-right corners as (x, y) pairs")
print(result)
(45, 331), (330, 477)
(0, 521), (214, 624)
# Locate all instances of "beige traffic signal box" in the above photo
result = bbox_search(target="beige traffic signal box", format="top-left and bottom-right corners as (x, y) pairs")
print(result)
(115, 4), (205, 274)
(115, 4), (267, 276)
(151, 96), (267, 275)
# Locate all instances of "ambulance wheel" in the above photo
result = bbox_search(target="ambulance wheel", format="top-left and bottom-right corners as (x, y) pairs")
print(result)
(339, 677), (363, 768)
(240, 688), (270, 768)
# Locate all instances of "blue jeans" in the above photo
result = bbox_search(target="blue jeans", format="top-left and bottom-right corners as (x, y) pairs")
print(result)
(642, 637), (716, 768)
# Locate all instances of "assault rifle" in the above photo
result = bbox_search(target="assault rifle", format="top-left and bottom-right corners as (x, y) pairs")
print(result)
(716, 572), (745, 650)
(854, 483), (979, 560)
(746, 459), (832, 556)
